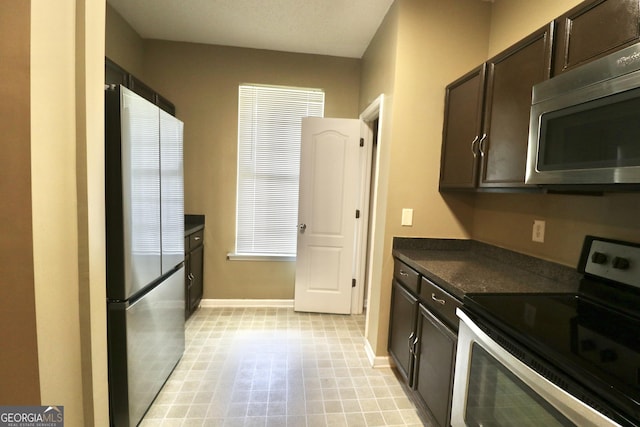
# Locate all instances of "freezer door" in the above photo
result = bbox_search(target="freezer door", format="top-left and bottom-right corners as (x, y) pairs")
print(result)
(108, 267), (185, 427)
(121, 87), (162, 297)
(160, 109), (185, 274)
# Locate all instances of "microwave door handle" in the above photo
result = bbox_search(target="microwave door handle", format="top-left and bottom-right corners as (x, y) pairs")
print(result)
(478, 133), (488, 157)
(470, 135), (479, 158)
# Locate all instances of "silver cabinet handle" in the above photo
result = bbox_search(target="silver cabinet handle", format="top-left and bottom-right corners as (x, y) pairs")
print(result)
(431, 293), (446, 305)
(298, 223), (307, 233)
(470, 135), (479, 157)
(478, 133), (488, 157)
(399, 270), (409, 277)
(408, 331), (416, 354)
(194, 236), (201, 241)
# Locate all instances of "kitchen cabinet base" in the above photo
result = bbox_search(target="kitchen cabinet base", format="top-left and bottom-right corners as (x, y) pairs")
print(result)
(390, 367), (439, 427)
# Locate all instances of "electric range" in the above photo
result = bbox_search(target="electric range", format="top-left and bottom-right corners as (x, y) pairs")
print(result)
(462, 236), (640, 426)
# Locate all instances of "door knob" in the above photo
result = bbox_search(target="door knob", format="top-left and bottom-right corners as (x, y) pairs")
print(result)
(298, 223), (307, 233)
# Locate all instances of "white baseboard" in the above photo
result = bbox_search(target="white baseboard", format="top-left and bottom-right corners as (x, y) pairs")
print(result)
(364, 338), (392, 368)
(199, 299), (294, 308)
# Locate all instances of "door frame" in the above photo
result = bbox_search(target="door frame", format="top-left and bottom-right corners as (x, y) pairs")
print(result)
(351, 94), (384, 314)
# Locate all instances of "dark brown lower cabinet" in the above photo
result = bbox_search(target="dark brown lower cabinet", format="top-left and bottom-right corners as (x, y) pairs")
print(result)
(187, 244), (203, 315)
(388, 280), (419, 383)
(414, 304), (457, 427)
(388, 259), (460, 426)
(185, 228), (204, 318)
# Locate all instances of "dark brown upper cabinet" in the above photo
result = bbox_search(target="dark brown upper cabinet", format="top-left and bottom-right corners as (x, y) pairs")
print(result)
(105, 57), (176, 116)
(105, 59), (128, 87)
(156, 94), (176, 116)
(553, 0), (640, 76)
(128, 75), (157, 105)
(439, 65), (486, 190)
(479, 23), (554, 188)
(440, 24), (553, 191)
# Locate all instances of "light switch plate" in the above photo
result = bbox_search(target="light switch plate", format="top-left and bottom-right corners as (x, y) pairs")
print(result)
(401, 208), (413, 226)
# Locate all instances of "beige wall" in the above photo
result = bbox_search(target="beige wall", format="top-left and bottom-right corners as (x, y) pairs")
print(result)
(487, 0), (583, 57)
(360, 0), (492, 356)
(359, 1), (398, 110)
(473, 193), (640, 266)
(473, 0), (640, 267)
(30, 0), (108, 425)
(105, 0), (640, 367)
(358, 1), (398, 351)
(142, 41), (361, 299)
(0, 0), (40, 404)
(106, 8), (361, 299)
(105, 3), (145, 77)
(76, 0), (110, 423)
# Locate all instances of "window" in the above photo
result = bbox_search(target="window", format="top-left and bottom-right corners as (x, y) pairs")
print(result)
(234, 84), (325, 258)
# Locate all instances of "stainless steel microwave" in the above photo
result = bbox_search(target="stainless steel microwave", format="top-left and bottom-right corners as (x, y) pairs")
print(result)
(526, 42), (640, 186)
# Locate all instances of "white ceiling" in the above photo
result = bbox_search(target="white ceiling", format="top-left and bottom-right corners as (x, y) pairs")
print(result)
(107, 0), (395, 58)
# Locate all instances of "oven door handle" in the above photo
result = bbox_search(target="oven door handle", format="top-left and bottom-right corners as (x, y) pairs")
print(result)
(451, 309), (624, 427)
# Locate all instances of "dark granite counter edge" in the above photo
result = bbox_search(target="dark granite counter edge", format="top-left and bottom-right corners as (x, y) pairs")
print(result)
(393, 237), (582, 299)
(185, 224), (204, 236)
(392, 249), (465, 299)
(394, 237), (473, 252)
(394, 237), (582, 286)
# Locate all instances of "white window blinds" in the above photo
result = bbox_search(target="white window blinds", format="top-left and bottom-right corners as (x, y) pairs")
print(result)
(235, 84), (325, 256)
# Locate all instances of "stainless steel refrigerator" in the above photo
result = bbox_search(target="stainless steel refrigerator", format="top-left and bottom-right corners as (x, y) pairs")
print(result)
(105, 85), (185, 427)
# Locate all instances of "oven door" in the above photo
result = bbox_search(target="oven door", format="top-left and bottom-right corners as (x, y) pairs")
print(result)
(451, 309), (621, 427)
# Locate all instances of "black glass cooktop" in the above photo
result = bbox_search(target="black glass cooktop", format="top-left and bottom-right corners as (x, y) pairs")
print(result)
(464, 291), (640, 425)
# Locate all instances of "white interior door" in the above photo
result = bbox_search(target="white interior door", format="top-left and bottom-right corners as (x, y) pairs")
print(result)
(294, 117), (361, 314)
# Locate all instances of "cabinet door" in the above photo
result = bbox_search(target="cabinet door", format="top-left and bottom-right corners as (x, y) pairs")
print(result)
(388, 280), (418, 384)
(189, 244), (204, 313)
(129, 75), (156, 105)
(439, 65), (486, 190)
(554, 0), (640, 76)
(479, 24), (553, 188)
(184, 252), (191, 318)
(414, 305), (457, 427)
(157, 93), (176, 116)
(105, 58), (128, 87)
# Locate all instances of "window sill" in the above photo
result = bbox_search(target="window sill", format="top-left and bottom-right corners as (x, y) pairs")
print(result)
(227, 253), (296, 262)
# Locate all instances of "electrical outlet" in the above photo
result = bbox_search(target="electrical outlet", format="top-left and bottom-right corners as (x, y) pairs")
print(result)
(532, 220), (545, 243)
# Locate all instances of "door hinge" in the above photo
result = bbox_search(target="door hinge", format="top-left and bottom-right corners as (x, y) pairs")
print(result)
(355, 209), (360, 219)
(359, 138), (364, 147)
(352, 278), (356, 287)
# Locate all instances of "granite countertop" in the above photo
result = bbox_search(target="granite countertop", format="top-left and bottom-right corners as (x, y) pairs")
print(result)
(393, 238), (581, 300)
(185, 214), (205, 236)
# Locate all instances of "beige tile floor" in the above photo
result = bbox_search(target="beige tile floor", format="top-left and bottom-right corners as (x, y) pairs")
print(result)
(140, 307), (428, 426)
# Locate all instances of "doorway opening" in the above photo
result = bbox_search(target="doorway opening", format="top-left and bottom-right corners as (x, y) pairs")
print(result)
(352, 95), (384, 316)
(363, 118), (379, 309)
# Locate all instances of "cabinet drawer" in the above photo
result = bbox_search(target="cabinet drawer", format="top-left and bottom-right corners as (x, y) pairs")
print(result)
(393, 260), (420, 294)
(420, 277), (461, 331)
(189, 230), (204, 250)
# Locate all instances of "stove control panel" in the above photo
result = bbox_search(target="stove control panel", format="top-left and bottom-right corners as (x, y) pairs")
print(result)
(584, 238), (640, 288)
